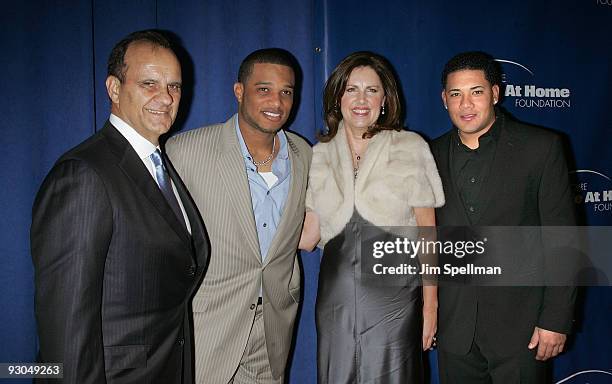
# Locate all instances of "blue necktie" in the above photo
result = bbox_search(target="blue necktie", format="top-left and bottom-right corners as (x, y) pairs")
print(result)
(150, 149), (185, 228)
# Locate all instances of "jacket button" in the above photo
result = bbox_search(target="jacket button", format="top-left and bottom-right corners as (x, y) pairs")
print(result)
(187, 266), (196, 276)
(250, 304), (256, 310)
(178, 338), (185, 346)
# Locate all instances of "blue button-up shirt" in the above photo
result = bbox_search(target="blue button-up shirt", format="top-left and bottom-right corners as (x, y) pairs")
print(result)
(235, 119), (291, 262)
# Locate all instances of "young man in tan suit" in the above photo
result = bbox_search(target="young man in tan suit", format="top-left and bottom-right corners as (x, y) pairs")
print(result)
(166, 48), (311, 384)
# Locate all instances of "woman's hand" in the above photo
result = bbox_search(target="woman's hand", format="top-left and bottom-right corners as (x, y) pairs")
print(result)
(422, 303), (438, 351)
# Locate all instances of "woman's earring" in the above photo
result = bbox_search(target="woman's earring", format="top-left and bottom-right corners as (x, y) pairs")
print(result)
(381, 104), (385, 115)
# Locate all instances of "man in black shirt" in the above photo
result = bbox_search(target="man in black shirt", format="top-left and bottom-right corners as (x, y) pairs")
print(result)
(450, 115), (499, 225)
(431, 51), (576, 383)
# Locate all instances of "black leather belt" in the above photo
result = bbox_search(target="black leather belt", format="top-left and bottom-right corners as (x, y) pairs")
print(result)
(257, 297), (263, 305)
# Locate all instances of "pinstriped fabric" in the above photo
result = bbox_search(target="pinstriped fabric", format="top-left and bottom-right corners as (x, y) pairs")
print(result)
(166, 115), (312, 384)
(231, 305), (282, 384)
(32, 123), (208, 383)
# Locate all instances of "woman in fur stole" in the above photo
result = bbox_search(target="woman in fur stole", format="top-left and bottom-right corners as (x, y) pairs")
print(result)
(300, 51), (445, 383)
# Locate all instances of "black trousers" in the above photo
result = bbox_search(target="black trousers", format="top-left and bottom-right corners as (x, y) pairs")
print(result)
(438, 327), (547, 384)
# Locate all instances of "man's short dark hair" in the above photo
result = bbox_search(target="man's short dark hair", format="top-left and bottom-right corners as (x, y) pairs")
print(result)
(441, 51), (502, 89)
(107, 30), (173, 82)
(237, 48), (297, 83)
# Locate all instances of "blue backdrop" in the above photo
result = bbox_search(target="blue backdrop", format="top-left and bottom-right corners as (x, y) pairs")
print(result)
(1, 0), (610, 383)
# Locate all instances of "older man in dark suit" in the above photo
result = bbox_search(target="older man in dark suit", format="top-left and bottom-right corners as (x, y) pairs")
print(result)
(431, 51), (576, 383)
(31, 30), (209, 383)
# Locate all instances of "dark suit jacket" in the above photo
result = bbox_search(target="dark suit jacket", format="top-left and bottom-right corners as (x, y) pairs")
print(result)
(31, 122), (209, 383)
(430, 112), (576, 356)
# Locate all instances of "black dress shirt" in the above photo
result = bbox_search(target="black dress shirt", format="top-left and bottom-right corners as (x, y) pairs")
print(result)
(451, 116), (501, 224)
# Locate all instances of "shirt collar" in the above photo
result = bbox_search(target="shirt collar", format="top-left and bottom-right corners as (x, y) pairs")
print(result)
(234, 117), (289, 163)
(109, 114), (158, 159)
(452, 108), (502, 150)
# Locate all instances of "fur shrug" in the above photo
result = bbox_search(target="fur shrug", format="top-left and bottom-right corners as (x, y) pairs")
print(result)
(306, 124), (445, 248)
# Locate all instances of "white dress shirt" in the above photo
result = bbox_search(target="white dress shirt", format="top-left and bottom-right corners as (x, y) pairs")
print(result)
(110, 114), (191, 234)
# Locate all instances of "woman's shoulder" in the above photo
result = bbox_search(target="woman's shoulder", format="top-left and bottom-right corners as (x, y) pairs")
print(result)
(386, 129), (430, 150)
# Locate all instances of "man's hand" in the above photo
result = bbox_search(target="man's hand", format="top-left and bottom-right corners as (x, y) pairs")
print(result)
(527, 326), (567, 360)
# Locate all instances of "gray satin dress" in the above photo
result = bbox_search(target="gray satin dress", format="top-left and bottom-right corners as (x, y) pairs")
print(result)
(316, 211), (423, 383)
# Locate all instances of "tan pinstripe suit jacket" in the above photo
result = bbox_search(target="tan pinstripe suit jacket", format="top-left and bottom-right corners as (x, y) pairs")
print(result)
(166, 115), (311, 383)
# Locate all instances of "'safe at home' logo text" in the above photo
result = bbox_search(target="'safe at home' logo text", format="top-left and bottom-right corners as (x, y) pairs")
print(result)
(572, 170), (612, 219)
(495, 59), (572, 109)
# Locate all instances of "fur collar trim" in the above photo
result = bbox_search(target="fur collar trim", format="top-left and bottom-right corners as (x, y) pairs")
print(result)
(306, 123), (445, 247)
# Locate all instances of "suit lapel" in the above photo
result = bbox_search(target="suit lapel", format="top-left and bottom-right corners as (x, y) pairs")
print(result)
(476, 116), (516, 224)
(217, 116), (262, 261)
(263, 136), (305, 266)
(102, 123), (192, 247)
(165, 155), (209, 266)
